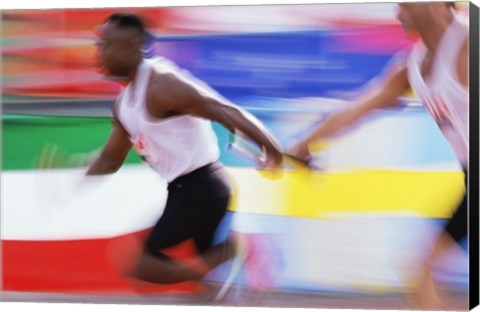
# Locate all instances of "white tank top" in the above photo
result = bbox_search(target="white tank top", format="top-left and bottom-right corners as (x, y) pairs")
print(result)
(407, 16), (469, 168)
(116, 58), (220, 183)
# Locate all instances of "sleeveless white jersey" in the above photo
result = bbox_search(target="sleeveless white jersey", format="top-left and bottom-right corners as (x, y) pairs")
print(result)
(116, 58), (220, 183)
(407, 16), (469, 168)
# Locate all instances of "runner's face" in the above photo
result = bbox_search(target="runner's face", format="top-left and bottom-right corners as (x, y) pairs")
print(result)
(396, 3), (428, 33)
(95, 22), (131, 77)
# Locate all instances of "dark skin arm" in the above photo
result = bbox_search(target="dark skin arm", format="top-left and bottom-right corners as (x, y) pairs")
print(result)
(145, 71), (284, 168)
(287, 64), (410, 163)
(86, 116), (132, 175)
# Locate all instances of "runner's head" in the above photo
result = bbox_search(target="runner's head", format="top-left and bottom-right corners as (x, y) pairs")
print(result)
(395, 2), (454, 35)
(96, 13), (148, 77)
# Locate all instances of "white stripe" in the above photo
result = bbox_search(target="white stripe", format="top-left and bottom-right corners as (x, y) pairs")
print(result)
(1, 166), (167, 240)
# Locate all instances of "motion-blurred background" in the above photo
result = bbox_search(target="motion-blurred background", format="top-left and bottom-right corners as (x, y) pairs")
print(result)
(1, 3), (470, 309)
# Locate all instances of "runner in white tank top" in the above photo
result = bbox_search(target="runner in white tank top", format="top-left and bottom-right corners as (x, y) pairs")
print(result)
(87, 13), (284, 287)
(286, 3), (469, 309)
(407, 15), (469, 169)
(116, 57), (221, 183)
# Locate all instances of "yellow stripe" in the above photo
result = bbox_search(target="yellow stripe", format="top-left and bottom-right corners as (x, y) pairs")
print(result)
(226, 167), (464, 219)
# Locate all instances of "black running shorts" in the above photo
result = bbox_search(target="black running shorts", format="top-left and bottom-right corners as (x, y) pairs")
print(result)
(145, 162), (233, 256)
(444, 170), (468, 243)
